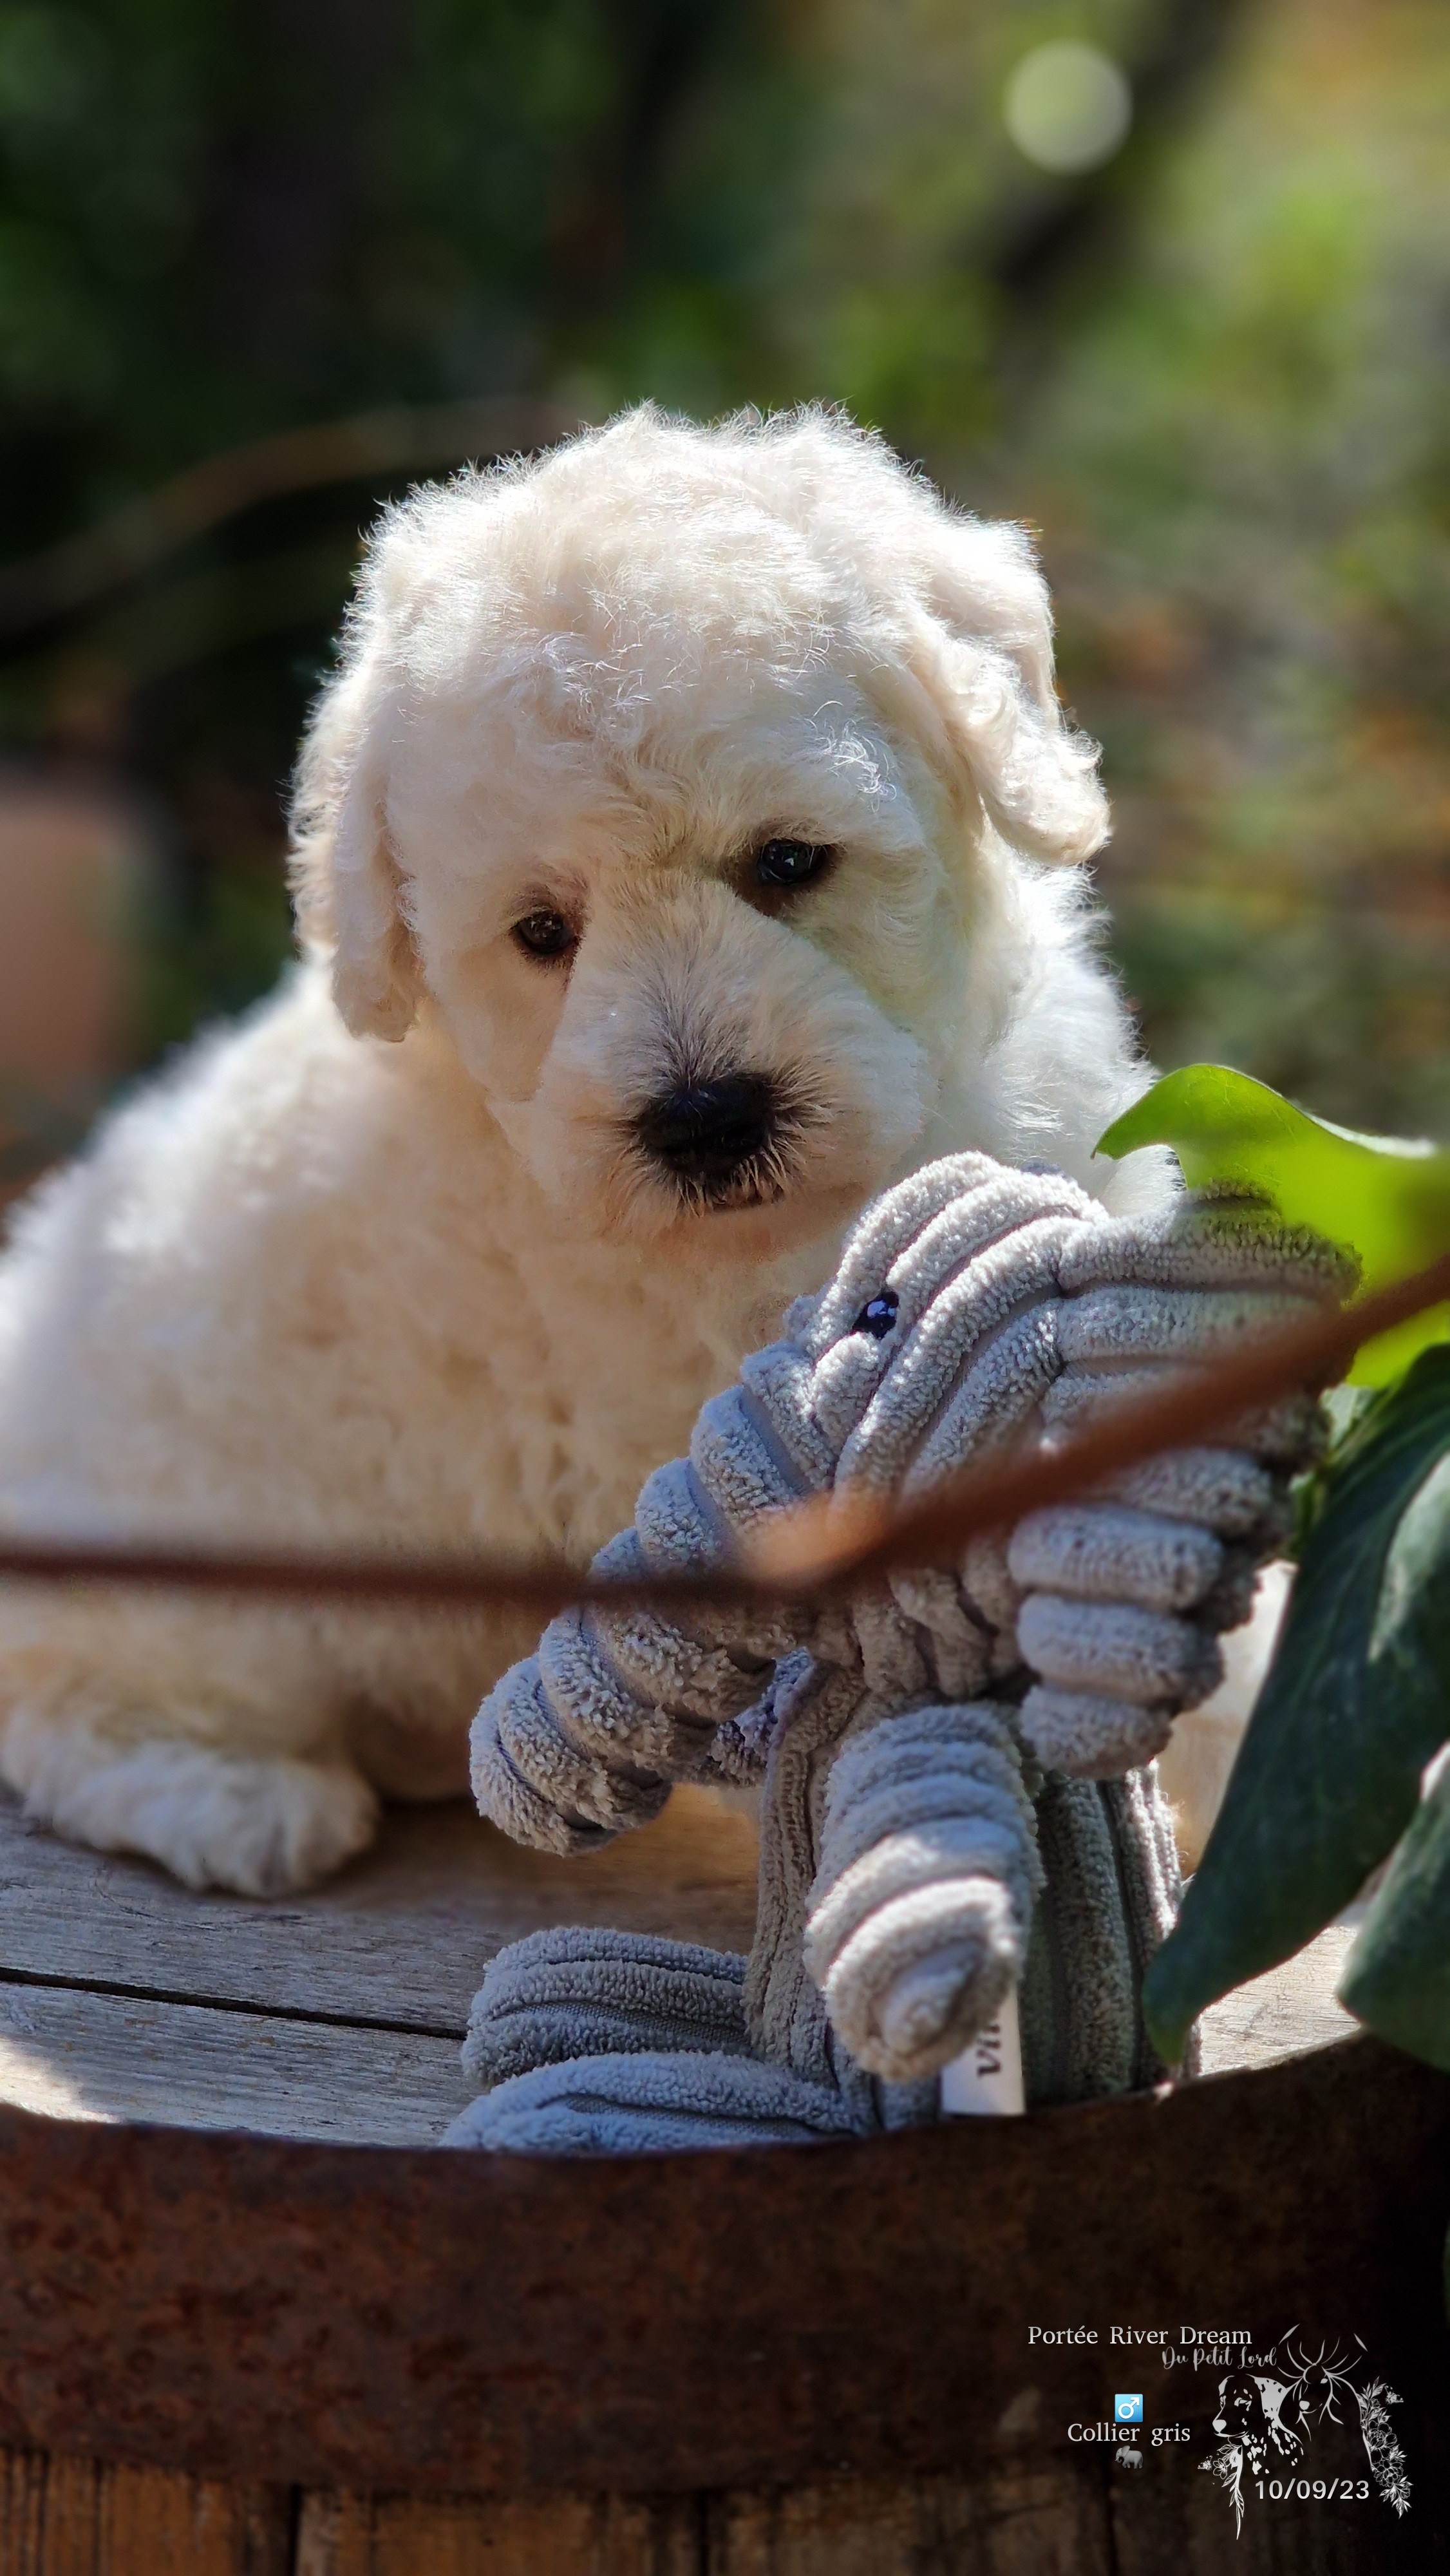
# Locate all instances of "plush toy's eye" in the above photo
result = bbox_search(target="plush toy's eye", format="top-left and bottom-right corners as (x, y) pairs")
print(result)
(852, 1291), (899, 1341)
(513, 908), (578, 962)
(755, 839), (833, 893)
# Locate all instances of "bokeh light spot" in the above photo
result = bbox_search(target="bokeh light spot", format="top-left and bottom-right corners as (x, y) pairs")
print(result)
(1004, 41), (1132, 176)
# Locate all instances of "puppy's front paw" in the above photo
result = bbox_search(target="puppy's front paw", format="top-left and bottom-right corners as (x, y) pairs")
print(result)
(149, 1752), (380, 1894)
(5, 1721), (379, 1893)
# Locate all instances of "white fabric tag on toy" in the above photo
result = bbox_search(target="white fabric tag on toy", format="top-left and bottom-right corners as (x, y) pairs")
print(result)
(939, 1991), (1025, 2116)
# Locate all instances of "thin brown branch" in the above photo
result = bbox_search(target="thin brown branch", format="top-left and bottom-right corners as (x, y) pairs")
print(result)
(0, 1250), (1444, 1617)
(0, 397), (575, 643)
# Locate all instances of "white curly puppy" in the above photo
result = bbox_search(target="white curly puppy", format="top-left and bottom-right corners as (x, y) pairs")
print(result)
(0, 403), (1168, 1895)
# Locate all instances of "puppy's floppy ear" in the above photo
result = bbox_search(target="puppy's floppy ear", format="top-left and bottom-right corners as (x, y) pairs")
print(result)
(289, 668), (422, 1043)
(885, 515), (1108, 869)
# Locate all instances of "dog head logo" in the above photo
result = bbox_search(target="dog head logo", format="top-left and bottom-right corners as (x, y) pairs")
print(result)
(1214, 2369), (1269, 2450)
(291, 406), (1119, 1266)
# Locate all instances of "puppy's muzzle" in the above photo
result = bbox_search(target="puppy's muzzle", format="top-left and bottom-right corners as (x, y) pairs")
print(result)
(636, 1074), (779, 1200)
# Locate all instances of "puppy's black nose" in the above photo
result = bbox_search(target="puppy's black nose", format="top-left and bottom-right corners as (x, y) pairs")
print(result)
(637, 1074), (777, 1192)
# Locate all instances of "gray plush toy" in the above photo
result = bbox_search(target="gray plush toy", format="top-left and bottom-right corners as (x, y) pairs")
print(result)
(444, 1154), (1345, 2154)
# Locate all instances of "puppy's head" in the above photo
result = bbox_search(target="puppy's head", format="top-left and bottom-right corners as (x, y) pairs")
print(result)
(292, 404), (1111, 1256)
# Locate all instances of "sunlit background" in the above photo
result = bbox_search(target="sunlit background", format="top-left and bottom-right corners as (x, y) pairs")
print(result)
(0, 0), (1445, 1201)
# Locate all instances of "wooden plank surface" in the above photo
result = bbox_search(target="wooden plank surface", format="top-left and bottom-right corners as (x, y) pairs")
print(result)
(0, 1776), (1364, 2146)
(292, 2468), (1114, 2576)
(0, 2448), (289, 2576)
(0, 1785), (761, 2037)
(0, 1928), (1361, 2146)
(701, 2469), (1113, 2576)
(1198, 1924), (1357, 2074)
(293, 2489), (703, 2576)
(3, 2450), (1429, 2576)
(0, 1981), (471, 2145)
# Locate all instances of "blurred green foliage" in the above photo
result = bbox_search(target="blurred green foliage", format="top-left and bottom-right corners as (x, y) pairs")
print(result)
(0, 0), (1444, 1139)
(1015, 0), (1450, 1136)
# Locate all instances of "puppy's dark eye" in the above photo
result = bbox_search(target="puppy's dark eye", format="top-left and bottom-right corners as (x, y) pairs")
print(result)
(513, 909), (577, 963)
(755, 839), (833, 893)
(852, 1291), (899, 1341)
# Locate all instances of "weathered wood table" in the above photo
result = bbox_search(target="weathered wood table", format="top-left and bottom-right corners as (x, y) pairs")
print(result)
(0, 1786), (1444, 2575)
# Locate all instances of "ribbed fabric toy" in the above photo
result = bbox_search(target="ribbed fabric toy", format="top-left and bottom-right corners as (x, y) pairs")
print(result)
(445, 1155), (1347, 2154)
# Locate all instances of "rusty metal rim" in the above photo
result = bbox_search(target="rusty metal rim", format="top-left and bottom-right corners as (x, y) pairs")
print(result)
(1, 2032), (1447, 2501)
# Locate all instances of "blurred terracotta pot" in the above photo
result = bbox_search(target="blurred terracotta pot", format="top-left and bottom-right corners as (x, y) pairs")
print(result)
(0, 767), (149, 1199)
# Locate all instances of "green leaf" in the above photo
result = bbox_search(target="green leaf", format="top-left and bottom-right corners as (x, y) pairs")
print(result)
(1097, 1065), (1450, 1385)
(1142, 1347), (1450, 2063)
(1340, 1750), (1450, 2071)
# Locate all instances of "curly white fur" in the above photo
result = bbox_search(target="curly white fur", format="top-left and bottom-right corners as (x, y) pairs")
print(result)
(0, 402), (1170, 1892)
